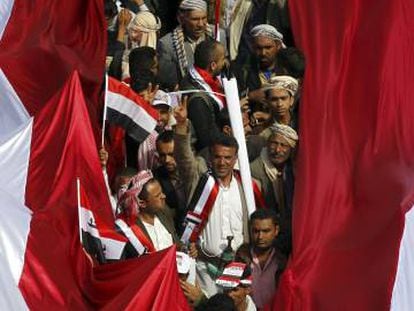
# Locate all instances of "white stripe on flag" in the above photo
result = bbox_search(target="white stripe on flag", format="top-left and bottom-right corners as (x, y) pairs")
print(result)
(193, 176), (216, 215)
(107, 91), (156, 134)
(0, 119), (33, 310)
(115, 219), (146, 256)
(391, 205), (414, 310)
(0, 0), (14, 40)
(79, 206), (126, 260)
(100, 236), (127, 261)
(79, 207), (100, 238)
(0, 69), (30, 142)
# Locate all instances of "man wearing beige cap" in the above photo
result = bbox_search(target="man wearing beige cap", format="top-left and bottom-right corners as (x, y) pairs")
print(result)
(264, 75), (299, 128)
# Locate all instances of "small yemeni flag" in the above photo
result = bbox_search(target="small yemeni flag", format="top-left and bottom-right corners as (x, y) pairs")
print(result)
(77, 178), (127, 263)
(106, 77), (159, 143)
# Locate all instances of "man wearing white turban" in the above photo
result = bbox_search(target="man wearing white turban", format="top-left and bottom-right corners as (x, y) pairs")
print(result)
(157, 0), (226, 89)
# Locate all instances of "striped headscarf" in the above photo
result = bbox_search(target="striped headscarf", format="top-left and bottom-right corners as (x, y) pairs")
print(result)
(117, 170), (154, 224)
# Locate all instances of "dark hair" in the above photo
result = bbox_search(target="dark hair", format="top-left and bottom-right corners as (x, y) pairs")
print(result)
(104, 0), (118, 19)
(210, 133), (239, 153)
(116, 166), (138, 178)
(156, 130), (174, 145)
(194, 40), (223, 69)
(130, 71), (156, 93)
(250, 208), (279, 226)
(196, 293), (236, 311)
(277, 47), (306, 79)
(129, 47), (157, 80)
(217, 108), (231, 130)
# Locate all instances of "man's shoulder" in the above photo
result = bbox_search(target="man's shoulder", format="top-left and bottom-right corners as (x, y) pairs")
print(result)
(158, 32), (174, 50)
(250, 156), (265, 173)
(179, 75), (199, 90)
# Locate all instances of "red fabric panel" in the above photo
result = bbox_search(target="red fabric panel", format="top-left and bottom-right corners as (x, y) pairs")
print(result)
(275, 0), (414, 310)
(90, 247), (189, 311)
(0, 0), (106, 135)
(20, 72), (114, 308)
(20, 72), (190, 310)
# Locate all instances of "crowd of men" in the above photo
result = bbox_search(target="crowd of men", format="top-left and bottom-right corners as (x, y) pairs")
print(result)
(103, 0), (305, 310)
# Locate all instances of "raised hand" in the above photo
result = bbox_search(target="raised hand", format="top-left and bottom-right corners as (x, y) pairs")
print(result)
(118, 9), (132, 29)
(141, 82), (159, 104)
(98, 148), (109, 168)
(173, 95), (188, 126)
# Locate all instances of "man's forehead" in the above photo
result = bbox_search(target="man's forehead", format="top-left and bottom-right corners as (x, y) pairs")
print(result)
(268, 88), (290, 97)
(157, 140), (174, 148)
(252, 217), (276, 226)
(185, 10), (207, 19)
(269, 133), (290, 145)
(212, 144), (237, 155)
(254, 36), (277, 47)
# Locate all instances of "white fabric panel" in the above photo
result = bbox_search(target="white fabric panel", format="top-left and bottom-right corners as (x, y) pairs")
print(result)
(0, 121), (32, 310)
(0, 69), (30, 142)
(0, 0), (14, 40)
(391, 206), (414, 311)
(0, 119), (33, 203)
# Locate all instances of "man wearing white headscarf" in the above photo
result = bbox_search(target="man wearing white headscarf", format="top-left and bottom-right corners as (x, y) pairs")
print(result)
(250, 123), (297, 255)
(157, 0), (227, 89)
(107, 4), (161, 80)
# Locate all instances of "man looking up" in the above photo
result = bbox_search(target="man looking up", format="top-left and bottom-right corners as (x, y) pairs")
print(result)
(173, 98), (252, 297)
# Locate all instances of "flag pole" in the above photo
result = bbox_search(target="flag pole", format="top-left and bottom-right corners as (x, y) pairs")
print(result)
(214, 0), (221, 41)
(101, 74), (109, 147)
(222, 77), (256, 215)
(76, 178), (83, 244)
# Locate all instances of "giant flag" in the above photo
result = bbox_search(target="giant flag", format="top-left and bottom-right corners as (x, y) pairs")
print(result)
(0, 0), (190, 309)
(275, 0), (414, 310)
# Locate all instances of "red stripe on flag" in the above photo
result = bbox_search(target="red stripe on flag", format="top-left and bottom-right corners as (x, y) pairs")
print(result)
(108, 77), (159, 120)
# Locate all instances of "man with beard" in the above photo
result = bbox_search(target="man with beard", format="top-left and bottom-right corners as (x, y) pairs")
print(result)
(158, 0), (226, 88)
(180, 40), (228, 152)
(235, 24), (286, 105)
(250, 123), (297, 255)
(152, 130), (187, 232)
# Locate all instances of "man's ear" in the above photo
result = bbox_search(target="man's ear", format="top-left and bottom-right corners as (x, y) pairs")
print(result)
(275, 224), (280, 237)
(288, 96), (295, 108)
(177, 12), (185, 25)
(222, 125), (232, 136)
(210, 61), (217, 73)
(137, 198), (146, 210)
(245, 286), (252, 296)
